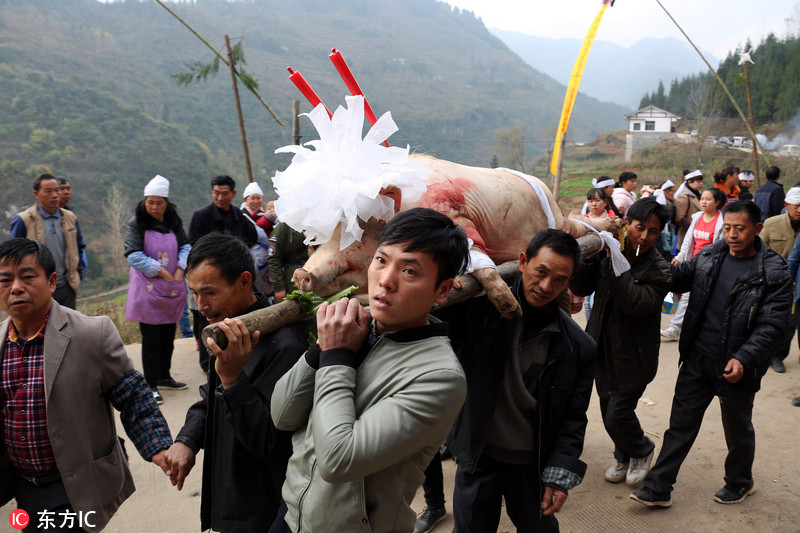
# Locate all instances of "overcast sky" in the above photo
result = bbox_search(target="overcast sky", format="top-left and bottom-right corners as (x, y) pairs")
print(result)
(446, 0), (798, 59)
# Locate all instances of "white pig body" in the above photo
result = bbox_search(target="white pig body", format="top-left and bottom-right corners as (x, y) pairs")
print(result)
(292, 155), (618, 317)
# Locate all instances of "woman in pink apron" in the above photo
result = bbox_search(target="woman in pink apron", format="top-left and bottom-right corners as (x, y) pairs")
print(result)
(124, 175), (190, 404)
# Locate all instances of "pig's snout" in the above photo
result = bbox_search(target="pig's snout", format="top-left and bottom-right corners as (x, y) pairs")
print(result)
(292, 269), (316, 292)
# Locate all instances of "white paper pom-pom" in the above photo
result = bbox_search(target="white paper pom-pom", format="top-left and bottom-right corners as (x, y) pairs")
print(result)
(273, 95), (427, 250)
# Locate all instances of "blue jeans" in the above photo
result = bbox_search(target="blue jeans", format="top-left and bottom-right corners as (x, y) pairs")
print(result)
(178, 299), (192, 337)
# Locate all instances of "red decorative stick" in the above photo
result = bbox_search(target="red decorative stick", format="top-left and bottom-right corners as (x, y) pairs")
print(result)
(287, 66), (332, 118)
(329, 48), (389, 146)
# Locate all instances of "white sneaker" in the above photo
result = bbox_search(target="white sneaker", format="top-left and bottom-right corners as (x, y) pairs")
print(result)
(604, 460), (629, 483)
(660, 326), (680, 342)
(626, 449), (655, 485)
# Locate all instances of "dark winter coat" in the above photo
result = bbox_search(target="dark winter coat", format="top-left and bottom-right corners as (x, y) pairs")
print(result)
(444, 276), (597, 482)
(175, 295), (307, 533)
(753, 180), (785, 222)
(188, 201), (258, 246)
(123, 201), (189, 256)
(672, 237), (791, 395)
(570, 244), (672, 395)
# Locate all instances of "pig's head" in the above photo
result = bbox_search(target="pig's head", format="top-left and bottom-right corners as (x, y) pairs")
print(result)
(292, 217), (387, 296)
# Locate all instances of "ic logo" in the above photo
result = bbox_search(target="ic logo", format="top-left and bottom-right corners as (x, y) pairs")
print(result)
(9, 509), (29, 530)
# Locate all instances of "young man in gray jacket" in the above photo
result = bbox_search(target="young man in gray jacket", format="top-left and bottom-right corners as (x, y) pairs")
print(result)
(270, 208), (470, 533)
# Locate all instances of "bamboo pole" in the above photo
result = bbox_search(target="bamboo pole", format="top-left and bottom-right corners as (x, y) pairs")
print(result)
(154, 0), (284, 126)
(226, 35), (254, 183)
(553, 133), (566, 203)
(743, 62), (760, 188)
(655, 0), (770, 168)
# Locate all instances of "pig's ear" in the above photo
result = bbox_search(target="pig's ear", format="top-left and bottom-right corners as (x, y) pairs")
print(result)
(380, 186), (402, 214)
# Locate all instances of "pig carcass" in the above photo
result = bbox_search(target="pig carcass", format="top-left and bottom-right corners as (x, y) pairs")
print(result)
(290, 155), (620, 318)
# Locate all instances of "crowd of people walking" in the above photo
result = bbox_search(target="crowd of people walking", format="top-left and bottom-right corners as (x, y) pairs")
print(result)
(1, 164), (796, 533)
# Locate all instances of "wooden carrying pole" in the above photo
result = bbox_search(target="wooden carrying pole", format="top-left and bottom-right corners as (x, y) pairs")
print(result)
(225, 34), (254, 183)
(202, 233), (605, 350)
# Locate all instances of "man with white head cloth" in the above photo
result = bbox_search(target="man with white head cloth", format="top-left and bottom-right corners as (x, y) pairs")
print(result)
(759, 186), (800, 372)
(738, 171), (755, 202)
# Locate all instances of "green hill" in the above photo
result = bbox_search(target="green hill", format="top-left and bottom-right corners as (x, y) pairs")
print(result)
(0, 0), (628, 279)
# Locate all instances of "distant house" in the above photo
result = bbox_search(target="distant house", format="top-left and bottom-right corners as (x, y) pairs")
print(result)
(624, 105), (680, 133)
(624, 105), (681, 160)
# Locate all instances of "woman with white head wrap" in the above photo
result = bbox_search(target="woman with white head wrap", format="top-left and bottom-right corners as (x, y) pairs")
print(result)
(124, 175), (191, 403)
(582, 176), (620, 215)
(674, 170), (704, 249)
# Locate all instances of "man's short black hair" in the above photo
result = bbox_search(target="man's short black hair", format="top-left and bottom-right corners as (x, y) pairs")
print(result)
(186, 233), (254, 287)
(55, 176), (70, 186)
(33, 173), (58, 191)
(379, 208), (469, 287)
(765, 166), (781, 181)
(0, 238), (56, 277)
(524, 229), (580, 276)
(626, 197), (670, 230)
(210, 175), (236, 190)
(722, 200), (762, 226)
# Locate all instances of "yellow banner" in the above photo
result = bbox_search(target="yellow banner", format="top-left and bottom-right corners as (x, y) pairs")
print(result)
(550, 2), (609, 175)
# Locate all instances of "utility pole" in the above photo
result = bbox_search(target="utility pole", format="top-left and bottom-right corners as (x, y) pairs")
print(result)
(292, 100), (301, 146)
(225, 34), (253, 183)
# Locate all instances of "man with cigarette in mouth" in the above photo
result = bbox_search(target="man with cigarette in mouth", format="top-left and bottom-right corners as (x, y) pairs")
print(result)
(571, 197), (672, 487)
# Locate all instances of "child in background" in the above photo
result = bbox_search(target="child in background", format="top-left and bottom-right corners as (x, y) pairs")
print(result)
(661, 187), (726, 341)
(582, 187), (615, 321)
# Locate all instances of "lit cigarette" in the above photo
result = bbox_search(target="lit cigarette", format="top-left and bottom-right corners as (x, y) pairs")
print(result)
(636, 245), (640, 257)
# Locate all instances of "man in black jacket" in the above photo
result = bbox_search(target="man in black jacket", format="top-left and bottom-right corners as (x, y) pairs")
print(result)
(571, 198), (672, 487)
(188, 175), (258, 247)
(446, 229), (596, 533)
(161, 233), (307, 532)
(631, 201), (791, 508)
(188, 175), (259, 372)
(753, 165), (784, 222)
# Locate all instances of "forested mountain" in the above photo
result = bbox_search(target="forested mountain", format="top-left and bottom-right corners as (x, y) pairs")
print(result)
(491, 31), (716, 109)
(0, 0), (627, 251)
(637, 34), (800, 126)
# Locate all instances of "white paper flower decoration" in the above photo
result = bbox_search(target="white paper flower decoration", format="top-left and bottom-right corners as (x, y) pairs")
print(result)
(273, 95), (427, 250)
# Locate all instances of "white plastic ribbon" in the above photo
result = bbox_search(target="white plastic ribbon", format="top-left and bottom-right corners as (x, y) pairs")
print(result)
(273, 95), (428, 250)
(496, 168), (557, 229)
(571, 217), (630, 276)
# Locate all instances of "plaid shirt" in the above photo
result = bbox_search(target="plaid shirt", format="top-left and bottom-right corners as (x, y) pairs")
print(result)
(109, 369), (172, 460)
(0, 316), (56, 473)
(1, 315), (172, 473)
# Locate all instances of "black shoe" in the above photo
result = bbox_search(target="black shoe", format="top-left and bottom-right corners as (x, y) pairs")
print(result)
(413, 506), (446, 533)
(771, 357), (786, 373)
(152, 390), (164, 405)
(714, 483), (755, 504)
(630, 487), (672, 508)
(157, 377), (188, 390)
(792, 397), (800, 407)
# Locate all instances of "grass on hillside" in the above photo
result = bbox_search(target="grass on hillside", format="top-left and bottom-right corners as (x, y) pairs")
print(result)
(78, 292), (142, 345)
(549, 128), (800, 213)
